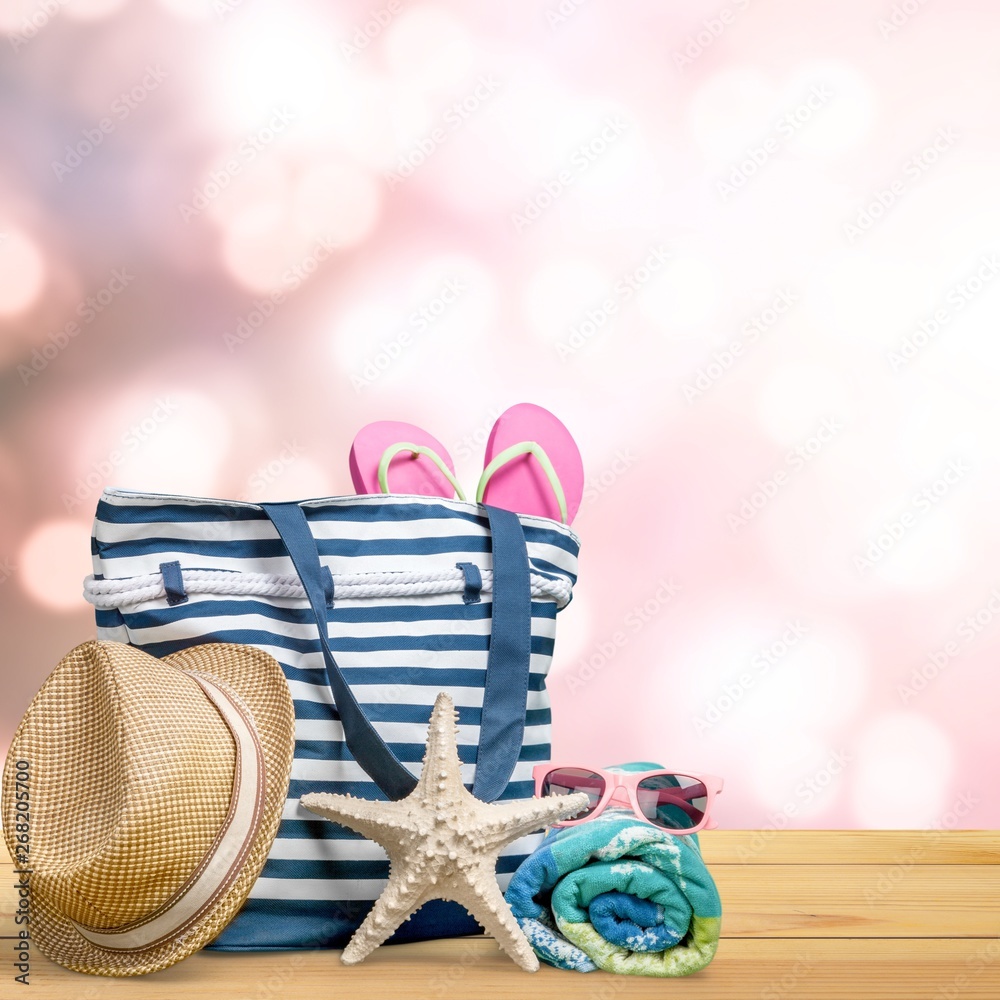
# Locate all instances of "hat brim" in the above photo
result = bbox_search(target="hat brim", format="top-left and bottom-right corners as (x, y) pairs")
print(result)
(20, 643), (294, 977)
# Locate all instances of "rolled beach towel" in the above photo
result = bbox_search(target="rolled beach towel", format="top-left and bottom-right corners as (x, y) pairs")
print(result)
(505, 765), (722, 976)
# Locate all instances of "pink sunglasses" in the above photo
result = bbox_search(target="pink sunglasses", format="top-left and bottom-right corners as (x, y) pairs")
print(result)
(533, 764), (724, 834)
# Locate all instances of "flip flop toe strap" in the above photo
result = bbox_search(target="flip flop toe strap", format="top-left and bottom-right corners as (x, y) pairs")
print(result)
(377, 442), (467, 500)
(476, 441), (569, 524)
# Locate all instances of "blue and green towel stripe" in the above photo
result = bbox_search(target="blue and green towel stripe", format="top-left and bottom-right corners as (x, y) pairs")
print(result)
(505, 763), (722, 976)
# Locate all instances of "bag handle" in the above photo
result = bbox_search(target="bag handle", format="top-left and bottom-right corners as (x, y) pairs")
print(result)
(260, 502), (533, 803)
(261, 502), (416, 799)
(470, 505), (532, 801)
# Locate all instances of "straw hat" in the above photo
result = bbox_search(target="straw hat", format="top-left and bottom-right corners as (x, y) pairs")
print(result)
(1, 641), (294, 976)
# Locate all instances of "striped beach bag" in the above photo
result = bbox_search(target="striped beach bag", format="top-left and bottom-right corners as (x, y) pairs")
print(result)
(83, 488), (580, 950)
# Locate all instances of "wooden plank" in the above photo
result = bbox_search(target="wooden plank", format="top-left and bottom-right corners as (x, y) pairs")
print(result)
(3, 836), (999, 998)
(8, 938), (1000, 1000)
(4, 863), (995, 942)
(715, 865), (1000, 937)
(699, 830), (1000, 865)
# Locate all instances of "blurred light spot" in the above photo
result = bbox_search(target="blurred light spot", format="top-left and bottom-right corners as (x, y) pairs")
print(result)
(0, 1), (46, 32)
(785, 61), (875, 155)
(424, 134), (517, 216)
(672, 613), (767, 705)
(870, 513), (968, 591)
(156, 0), (213, 19)
(893, 376), (1000, 480)
(806, 251), (939, 346)
(241, 456), (334, 503)
(77, 389), (233, 498)
(329, 299), (399, 375)
(756, 362), (851, 446)
(203, 156), (292, 229)
(638, 254), (720, 328)
(341, 77), (433, 170)
(215, 8), (348, 135)
(0, 227), (46, 317)
(852, 712), (953, 827)
(19, 520), (93, 611)
(918, 188), (1000, 270)
(115, 392), (232, 496)
(331, 254), (497, 394)
(221, 203), (310, 293)
(756, 460), (885, 597)
(734, 634), (868, 738)
(690, 63), (873, 165)
(688, 68), (775, 162)
(749, 733), (844, 820)
(406, 253), (497, 343)
(292, 160), (381, 247)
(487, 67), (591, 178)
(523, 257), (609, 343)
(64, 0), (130, 20)
(571, 105), (643, 199)
(674, 614), (867, 759)
(384, 7), (474, 93)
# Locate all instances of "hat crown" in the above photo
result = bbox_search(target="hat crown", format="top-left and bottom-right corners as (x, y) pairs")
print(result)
(2, 639), (295, 976)
(13, 642), (236, 930)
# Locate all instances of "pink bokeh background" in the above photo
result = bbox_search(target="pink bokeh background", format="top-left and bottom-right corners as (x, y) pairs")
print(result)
(1, 0), (998, 829)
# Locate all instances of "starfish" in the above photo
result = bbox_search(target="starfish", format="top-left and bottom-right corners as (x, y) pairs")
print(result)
(300, 693), (589, 971)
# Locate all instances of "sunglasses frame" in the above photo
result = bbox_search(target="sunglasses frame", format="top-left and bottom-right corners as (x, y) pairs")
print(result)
(533, 764), (725, 834)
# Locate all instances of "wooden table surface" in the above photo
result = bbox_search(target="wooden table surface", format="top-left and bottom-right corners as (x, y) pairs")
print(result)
(3, 831), (999, 999)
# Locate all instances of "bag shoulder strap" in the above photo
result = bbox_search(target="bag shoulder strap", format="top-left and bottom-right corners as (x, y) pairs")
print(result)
(472, 505), (532, 801)
(261, 502), (417, 800)
(260, 501), (534, 803)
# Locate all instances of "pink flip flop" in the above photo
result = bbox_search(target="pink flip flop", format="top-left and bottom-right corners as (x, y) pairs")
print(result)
(349, 421), (466, 500)
(475, 404), (584, 524)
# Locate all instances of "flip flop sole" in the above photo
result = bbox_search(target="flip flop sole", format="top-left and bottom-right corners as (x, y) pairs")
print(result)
(480, 403), (584, 524)
(349, 421), (461, 499)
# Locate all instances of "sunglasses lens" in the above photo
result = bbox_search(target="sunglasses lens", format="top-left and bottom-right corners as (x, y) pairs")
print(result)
(636, 774), (708, 831)
(541, 768), (605, 818)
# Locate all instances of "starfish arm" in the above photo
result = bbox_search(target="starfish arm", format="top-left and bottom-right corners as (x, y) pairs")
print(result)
(299, 792), (410, 846)
(414, 693), (465, 796)
(341, 869), (431, 966)
(448, 866), (539, 973)
(470, 793), (591, 850)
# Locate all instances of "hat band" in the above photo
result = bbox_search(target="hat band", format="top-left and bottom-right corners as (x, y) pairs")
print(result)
(69, 673), (266, 952)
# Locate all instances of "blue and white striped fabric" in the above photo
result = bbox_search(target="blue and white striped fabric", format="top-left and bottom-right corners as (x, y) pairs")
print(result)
(85, 488), (580, 950)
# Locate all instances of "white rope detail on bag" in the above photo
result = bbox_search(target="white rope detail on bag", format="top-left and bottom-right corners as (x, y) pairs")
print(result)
(83, 567), (572, 609)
